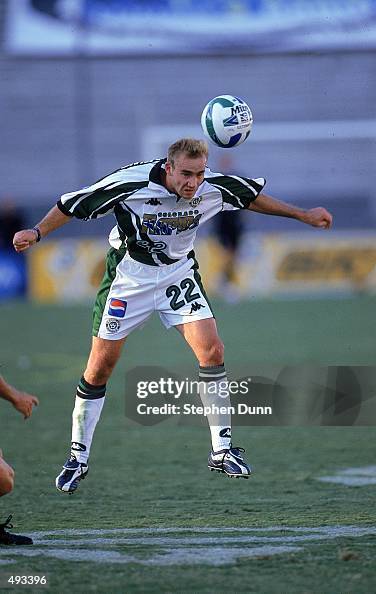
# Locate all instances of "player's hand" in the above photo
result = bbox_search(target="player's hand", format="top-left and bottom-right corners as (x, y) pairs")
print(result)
(303, 207), (333, 229)
(12, 390), (39, 419)
(13, 229), (39, 252)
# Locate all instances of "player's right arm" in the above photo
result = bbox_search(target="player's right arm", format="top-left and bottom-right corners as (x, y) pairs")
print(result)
(13, 205), (72, 252)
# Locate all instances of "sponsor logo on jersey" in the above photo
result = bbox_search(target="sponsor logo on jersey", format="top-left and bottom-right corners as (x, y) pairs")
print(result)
(141, 212), (202, 235)
(108, 298), (127, 318)
(106, 318), (121, 333)
(136, 240), (167, 254)
(189, 301), (204, 313)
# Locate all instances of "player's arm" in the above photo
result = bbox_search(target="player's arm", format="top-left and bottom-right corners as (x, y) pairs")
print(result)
(248, 192), (332, 229)
(0, 375), (39, 419)
(13, 205), (72, 253)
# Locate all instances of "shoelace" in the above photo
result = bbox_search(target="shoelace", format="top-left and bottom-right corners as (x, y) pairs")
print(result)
(0, 515), (13, 532)
(229, 446), (245, 455)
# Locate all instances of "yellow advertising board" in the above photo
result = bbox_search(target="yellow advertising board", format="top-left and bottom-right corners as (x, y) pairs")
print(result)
(29, 240), (108, 303)
(196, 232), (376, 298)
(29, 234), (376, 303)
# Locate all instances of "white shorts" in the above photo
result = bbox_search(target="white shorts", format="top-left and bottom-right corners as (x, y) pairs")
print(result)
(94, 250), (214, 340)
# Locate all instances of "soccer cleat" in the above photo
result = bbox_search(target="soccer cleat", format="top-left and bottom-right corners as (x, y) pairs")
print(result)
(55, 455), (88, 494)
(208, 446), (251, 478)
(0, 515), (33, 546)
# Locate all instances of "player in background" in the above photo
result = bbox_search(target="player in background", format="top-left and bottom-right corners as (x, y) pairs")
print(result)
(211, 154), (246, 302)
(13, 138), (332, 493)
(0, 374), (38, 545)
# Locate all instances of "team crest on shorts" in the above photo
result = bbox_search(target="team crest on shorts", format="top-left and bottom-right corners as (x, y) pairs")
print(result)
(108, 298), (127, 318)
(106, 318), (121, 333)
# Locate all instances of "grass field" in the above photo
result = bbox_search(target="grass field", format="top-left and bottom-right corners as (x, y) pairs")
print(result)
(0, 297), (376, 593)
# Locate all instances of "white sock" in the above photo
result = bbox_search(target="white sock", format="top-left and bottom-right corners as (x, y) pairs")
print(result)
(70, 377), (106, 463)
(198, 364), (232, 452)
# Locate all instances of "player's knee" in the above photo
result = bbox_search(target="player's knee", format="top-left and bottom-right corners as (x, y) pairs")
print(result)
(85, 357), (116, 385)
(0, 474), (14, 496)
(200, 339), (224, 366)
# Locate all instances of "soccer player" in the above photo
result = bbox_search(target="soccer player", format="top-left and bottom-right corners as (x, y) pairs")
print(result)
(0, 374), (38, 544)
(13, 138), (332, 493)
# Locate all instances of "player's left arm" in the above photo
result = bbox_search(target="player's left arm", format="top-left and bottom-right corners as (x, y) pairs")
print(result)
(248, 192), (333, 229)
(0, 375), (39, 419)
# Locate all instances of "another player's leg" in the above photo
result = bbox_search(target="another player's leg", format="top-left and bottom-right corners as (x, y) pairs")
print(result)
(56, 336), (126, 494)
(0, 451), (14, 497)
(0, 451), (33, 545)
(176, 319), (251, 478)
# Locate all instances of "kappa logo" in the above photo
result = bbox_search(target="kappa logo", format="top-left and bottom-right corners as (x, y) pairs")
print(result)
(190, 302), (204, 314)
(106, 319), (121, 334)
(71, 442), (86, 452)
(219, 428), (232, 438)
(146, 198), (162, 206)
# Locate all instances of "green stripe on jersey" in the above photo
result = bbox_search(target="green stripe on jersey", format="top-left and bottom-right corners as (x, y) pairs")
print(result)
(207, 175), (264, 209)
(64, 181), (148, 219)
(188, 251), (214, 317)
(92, 247), (127, 337)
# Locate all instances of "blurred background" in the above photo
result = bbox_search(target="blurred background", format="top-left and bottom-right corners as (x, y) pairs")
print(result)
(0, 0), (375, 305)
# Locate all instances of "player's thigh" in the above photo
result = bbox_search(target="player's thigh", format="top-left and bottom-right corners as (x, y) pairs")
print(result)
(176, 318), (224, 366)
(0, 455), (14, 496)
(94, 251), (156, 341)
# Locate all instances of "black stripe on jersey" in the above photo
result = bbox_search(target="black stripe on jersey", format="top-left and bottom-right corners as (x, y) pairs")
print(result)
(57, 200), (73, 217)
(91, 186), (146, 219)
(122, 204), (158, 266)
(115, 204), (153, 264)
(188, 250), (214, 317)
(119, 203), (180, 266)
(155, 252), (180, 265)
(120, 158), (161, 173)
(207, 175), (265, 209)
(149, 159), (167, 185)
(89, 159), (160, 185)
(61, 181), (149, 220)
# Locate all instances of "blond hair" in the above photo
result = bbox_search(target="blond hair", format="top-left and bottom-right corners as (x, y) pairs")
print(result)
(167, 138), (208, 166)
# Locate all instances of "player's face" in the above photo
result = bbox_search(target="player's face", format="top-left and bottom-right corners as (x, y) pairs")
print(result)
(165, 154), (206, 199)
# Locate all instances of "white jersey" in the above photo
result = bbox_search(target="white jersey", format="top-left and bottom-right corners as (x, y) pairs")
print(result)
(58, 159), (265, 266)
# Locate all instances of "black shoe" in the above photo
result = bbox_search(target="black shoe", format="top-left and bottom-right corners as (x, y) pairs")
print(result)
(0, 515), (33, 545)
(56, 455), (89, 494)
(208, 446), (251, 478)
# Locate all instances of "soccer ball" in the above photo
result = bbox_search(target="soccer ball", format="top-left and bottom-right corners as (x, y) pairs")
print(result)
(201, 95), (253, 148)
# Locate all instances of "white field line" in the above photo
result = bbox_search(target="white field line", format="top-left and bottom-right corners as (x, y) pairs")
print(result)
(1, 526), (375, 566)
(318, 465), (376, 486)
(0, 546), (302, 566)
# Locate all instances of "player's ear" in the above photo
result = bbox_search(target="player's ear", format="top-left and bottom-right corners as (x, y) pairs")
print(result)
(165, 161), (172, 175)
